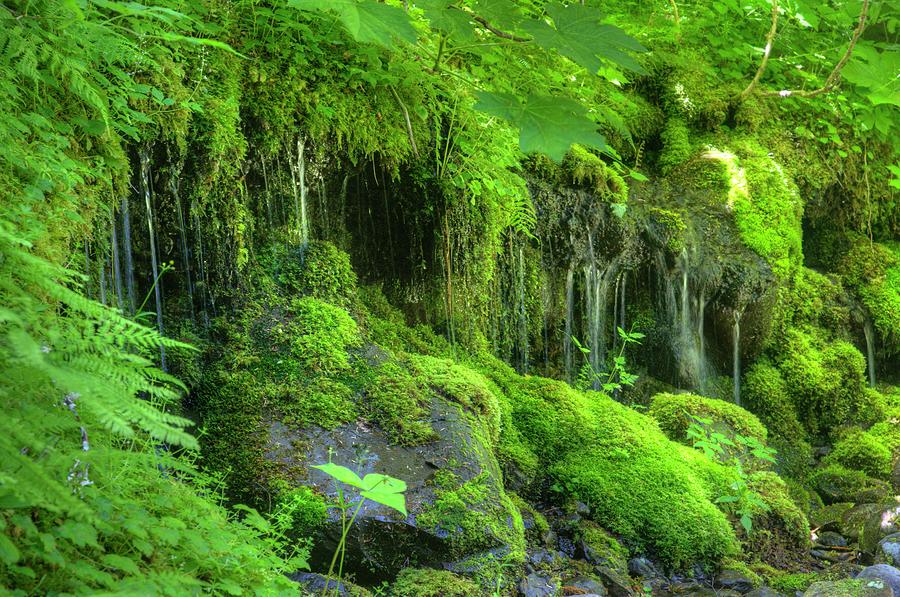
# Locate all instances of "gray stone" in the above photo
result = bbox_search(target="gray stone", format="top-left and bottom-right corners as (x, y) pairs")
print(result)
(565, 576), (607, 595)
(715, 569), (756, 593)
(518, 572), (558, 597)
(877, 534), (900, 566)
(629, 556), (661, 579)
(857, 564), (900, 597)
(746, 587), (785, 597)
(817, 531), (849, 548)
(266, 394), (521, 584)
(289, 572), (360, 596)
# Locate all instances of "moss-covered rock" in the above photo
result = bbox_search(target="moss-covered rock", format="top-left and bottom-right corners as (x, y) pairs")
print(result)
(649, 392), (768, 445)
(810, 465), (892, 505)
(390, 567), (480, 597)
(803, 578), (894, 597)
(276, 240), (359, 309)
(745, 471), (811, 565)
(824, 430), (893, 481)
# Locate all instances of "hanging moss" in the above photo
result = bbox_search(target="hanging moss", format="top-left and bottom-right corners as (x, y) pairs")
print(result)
(563, 145), (629, 202)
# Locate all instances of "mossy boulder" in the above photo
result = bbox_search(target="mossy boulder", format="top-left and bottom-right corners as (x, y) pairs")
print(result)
(649, 392), (768, 445)
(810, 465), (892, 505)
(276, 240), (359, 309)
(824, 430), (894, 481)
(390, 567), (480, 597)
(802, 578), (893, 597)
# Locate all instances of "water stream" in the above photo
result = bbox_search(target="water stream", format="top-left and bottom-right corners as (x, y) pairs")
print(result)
(170, 163), (195, 323)
(564, 264), (575, 381)
(732, 309), (743, 406)
(110, 207), (124, 311)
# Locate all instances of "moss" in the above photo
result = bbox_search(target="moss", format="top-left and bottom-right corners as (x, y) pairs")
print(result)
(509, 493), (549, 547)
(364, 361), (437, 446)
(281, 377), (357, 430)
(824, 430), (893, 481)
(746, 471), (811, 561)
(410, 355), (502, 444)
(804, 579), (893, 597)
(809, 464), (891, 505)
(742, 360), (811, 478)
(577, 521), (629, 573)
(281, 240), (358, 309)
(390, 568), (480, 597)
(808, 503), (854, 530)
(416, 472), (525, 563)
(659, 117), (692, 174)
(271, 483), (328, 538)
(563, 144), (628, 202)
(648, 207), (688, 252)
(278, 297), (361, 374)
(771, 572), (819, 593)
(719, 559), (763, 589)
(649, 392), (768, 445)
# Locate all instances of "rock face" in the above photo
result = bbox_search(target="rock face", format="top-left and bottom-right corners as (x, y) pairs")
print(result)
(857, 565), (900, 597)
(266, 394), (523, 584)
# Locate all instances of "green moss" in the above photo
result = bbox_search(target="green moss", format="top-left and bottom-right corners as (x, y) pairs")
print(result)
(281, 297), (361, 374)
(771, 572), (819, 593)
(659, 117), (692, 174)
(563, 145), (628, 202)
(282, 241), (358, 309)
(390, 568), (480, 597)
(271, 483), (327, 538)
(416, 472), (525, 563)
(577, 521), (629, 572)
(649, 392), (768, 445)
(364, 361), (437, 446)
(509, 493), (549, 547)
(804, 579), (893, 597)
(824, 430), (893, 481)
(281, 377), (357, 430)
(809, 464), (891, 505)
(648, 207), (688, 252)
(746, 471), (811, 558)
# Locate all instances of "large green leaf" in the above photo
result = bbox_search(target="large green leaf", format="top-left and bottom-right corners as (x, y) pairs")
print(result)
(417, 1), (475, 42)
(472, 0), (524, 30)
(522, 3), (646, 75)
(359, 473), (408, 515)
(288, 0), (417, 48)
(474, 91), (607, 160)
(311, 463), (364, 489)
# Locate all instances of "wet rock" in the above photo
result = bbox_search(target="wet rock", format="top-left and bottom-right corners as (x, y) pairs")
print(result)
(629, 556), (661, 580)
(857, 564), (900, 597)
(818, 532), (849, 548)
(266, 394), (522, 584)
(518, 572), (558, 597)
(812, 549), (854, 563)
(575, 501), (592, 516)
(876, 534), (900, 566)
(892, 459), (900, 494)
(849, 504), (900, 554)
(715, 569), (756, 593)
(803, 578), (892, 597)
(811, 503), (855, 534)
(290, 572), (369, 596)
(564, 576), (607, 595)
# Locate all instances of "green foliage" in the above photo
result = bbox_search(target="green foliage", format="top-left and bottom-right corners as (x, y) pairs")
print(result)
(563, 145), (629, 204)
(823, 430), (893, 481)
(573, 326), (644, 393)
(390, 567), (480, 597)
(283, 297), (361, 373)
(650, 393), (768, 447)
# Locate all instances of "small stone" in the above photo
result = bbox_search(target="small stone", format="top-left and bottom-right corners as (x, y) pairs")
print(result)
(564, 576), (607, 596)
(811, 549), (853, 563)
(518, 572), (558, 597)
(857, 564), (900, 597)
(746, 587), (785, 597)
(715, 569), (756, 593)
(628, 557), (660, 579)
(817, 531), (849, 548)
(575, 501), (592, 516)
(876, 533), (900, 566)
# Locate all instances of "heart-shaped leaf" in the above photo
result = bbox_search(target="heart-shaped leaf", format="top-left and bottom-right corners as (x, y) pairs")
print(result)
(312, 463), (364, 489)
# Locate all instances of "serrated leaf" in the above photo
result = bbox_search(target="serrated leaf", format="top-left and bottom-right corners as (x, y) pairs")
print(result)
(474, 91), (607, 160)
(472, 0), (523, 30)
(101, 553), (141, 576)
(418, 1), (475, 42)
(521, 3), (646, 75)
(289, 0), (416, 49)
(312, 463), (364, 488)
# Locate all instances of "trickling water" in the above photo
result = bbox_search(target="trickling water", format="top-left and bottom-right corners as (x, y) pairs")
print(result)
(291, 137), (310, 248)
(84, 239), (92, 300)
(98, 254), (107, 306)
(564, 265), (575, 381)
(668, 249), (711, 389)
(121, 196), (136, 315)
(110, 207), (124, 311)
(863, 318), (876, 387)
(193, 208), (211, 328)
(732, 309), (743, 406)
(139, 148), (166, 371)
(515, 243), (529, 373)
(170, 167), (195, 323)
(583, 237), (617, 387)
(619, 271), (627, 333)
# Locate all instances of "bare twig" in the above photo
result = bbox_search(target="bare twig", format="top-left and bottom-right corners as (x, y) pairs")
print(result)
(471, 14), (530, 42)
(738, 0), (779, 101)
(764, 0), (869, 98)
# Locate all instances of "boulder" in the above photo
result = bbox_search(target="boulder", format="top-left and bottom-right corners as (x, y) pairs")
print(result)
(266, 393), (523, 584)
(877, 534), (900, 566)
(746, 587), (785, 597)
(857, 565), (900, 597)
(818, 532), (850, 548)
(564, 576), (608, 595)
(290, 572), (370, 596)
(715, 569), (757, 593)
(803, 579), (892, 597)
(518, 572), (558, 597)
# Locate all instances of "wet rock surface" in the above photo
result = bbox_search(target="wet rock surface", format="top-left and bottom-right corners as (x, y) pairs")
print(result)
(856, 565), (900, 597)
(877, 534), (900, 566)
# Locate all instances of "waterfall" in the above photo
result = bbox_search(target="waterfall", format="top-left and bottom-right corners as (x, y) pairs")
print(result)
(732, 309), (743, 406)
(139, 148), (166, 371)
(864, 318), (876, 387)
(84, 239), (92, 299)
(193, 208), (211, 327)
(121, 196), (136, 315)
(98, 253), (107, 306)
(110, 207), (124, 311)
(668, 249), (711, 389)
(291, 137), (310, 248)
(170, 167), (195, 323)
(515, 243), (529, 373)
(619, 271), (627, 332)
(564, 264), (575, 381)
(583, 237), (617, 387)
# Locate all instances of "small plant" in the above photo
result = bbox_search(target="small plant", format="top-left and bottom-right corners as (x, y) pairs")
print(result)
(686, 415), (777, 534)
(312, 462), (408, 596)
(573, 325), (644, 393)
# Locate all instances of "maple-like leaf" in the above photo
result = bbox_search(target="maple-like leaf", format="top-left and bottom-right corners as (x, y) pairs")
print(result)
(288, 0), (416, 49)
(475, 91), (607, 160)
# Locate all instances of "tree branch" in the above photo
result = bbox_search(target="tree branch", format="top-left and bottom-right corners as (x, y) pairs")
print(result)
(764, 0), (869, 98)
(390, 86), (420, 159)
(471, 14), (530, 42)
(738, 0), (779, 101)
